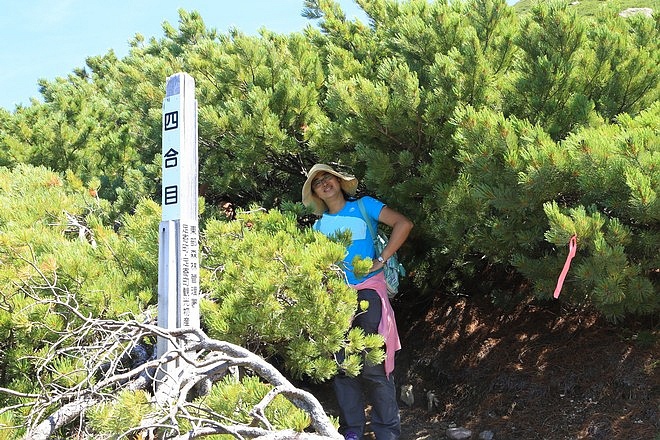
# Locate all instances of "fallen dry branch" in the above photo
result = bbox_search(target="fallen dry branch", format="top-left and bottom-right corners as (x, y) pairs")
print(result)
(7, 293), (340, 440)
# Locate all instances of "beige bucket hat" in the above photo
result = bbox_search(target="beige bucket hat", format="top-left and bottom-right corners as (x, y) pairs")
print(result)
(302, 163), (358, 215)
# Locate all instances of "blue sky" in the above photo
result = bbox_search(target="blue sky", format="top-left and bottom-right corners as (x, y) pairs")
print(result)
(1, 0), (515, 111)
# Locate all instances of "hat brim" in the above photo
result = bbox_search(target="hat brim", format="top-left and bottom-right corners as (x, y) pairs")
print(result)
(302, 164), (358, 215)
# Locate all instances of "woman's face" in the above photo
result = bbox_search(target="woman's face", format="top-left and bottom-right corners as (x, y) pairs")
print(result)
(311, 172), (340, 199)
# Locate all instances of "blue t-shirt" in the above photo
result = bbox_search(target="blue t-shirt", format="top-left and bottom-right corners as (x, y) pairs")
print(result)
(313, 196), (385, 285)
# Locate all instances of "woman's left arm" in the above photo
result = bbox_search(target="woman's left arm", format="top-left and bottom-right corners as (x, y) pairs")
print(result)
(376, 206), (414, 263)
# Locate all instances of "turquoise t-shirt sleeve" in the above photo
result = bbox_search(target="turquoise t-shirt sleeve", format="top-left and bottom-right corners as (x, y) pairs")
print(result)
(354, 196), (385, 258)
(361, 196), (385, 236)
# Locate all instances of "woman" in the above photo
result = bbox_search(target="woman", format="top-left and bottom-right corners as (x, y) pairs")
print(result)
(302, 163), (413, 440)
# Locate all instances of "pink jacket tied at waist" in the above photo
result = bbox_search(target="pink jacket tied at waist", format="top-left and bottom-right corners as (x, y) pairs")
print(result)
(352, 271), (401, 376)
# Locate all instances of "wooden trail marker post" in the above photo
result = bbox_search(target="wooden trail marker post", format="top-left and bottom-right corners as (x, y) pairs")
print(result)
(157, 73), (200, 379)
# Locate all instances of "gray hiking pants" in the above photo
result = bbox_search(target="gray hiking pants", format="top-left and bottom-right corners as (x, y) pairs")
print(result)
(333, 288), (401, 440)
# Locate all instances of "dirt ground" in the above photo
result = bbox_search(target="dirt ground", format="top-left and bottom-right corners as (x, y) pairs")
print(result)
(309, 293), (659, 440)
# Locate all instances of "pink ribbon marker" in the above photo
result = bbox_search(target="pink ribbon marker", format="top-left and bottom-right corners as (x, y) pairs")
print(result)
(554, 235), (577, 299)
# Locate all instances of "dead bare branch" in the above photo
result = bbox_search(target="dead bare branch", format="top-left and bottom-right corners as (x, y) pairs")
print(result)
(11, 292), (340, 440)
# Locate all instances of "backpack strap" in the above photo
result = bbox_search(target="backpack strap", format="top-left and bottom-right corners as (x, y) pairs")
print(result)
(357, 198), (377, 244)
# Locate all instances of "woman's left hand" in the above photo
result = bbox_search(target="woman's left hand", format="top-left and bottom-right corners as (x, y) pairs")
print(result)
(369, 259), (385, 273)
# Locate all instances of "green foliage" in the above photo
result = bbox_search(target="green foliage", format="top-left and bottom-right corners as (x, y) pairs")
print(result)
(306, 0), (656, 319)
(0, 8), (657, 434)
(201, 207), (384, 381)
(188, 375), (314, 433)
(87, 390), (154, 436)
(0, 167), (367, 436)
(587, 7), (660, 121)
(0, 412), (19, 440)
(0, 165), (160, 428)
(0, 0), (656, 317)
(506, 1), (596, 139)
(189, 28), (327, 206)
(446, 103), (659, 320)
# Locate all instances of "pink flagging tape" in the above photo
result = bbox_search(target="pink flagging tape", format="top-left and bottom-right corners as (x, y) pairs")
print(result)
(554, 235), (577, 299)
